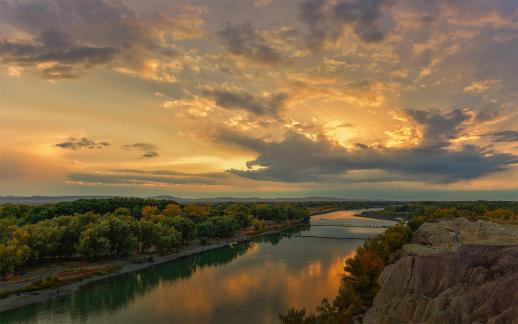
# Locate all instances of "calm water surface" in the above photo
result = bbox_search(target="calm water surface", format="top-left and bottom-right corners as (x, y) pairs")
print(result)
(1, 210), (393, 324)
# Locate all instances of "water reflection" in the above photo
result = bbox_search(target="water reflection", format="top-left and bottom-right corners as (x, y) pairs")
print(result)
(1, 211), (389, 324)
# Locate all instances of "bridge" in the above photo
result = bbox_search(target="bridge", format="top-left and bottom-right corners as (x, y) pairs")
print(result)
(309, 224), (389, 228)
(295, 234), (370, 240)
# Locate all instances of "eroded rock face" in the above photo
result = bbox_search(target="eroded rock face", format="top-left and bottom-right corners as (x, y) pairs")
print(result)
(412, 218), (518, 249)
(364, 245), (518, 324)
(364, 219), (518, 324)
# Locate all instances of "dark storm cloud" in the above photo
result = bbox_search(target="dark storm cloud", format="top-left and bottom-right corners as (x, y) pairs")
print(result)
(218, 108), (518, 183)
(217, 23), (282, 64)
(0, 35), (118, 78)
(490, 131), (518, 142)
(204, 89), (289, 117)
(0, 0), (204, 79)
(123, 143), (159, 159)
(55, 137), (110, 150)
(67, 169), (230, 186)
(299, 0), (394, 48)
(0, 0), (130, 77)
(404, 108), (472, 147)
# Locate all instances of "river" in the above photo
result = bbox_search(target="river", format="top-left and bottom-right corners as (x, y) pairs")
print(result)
(0, 210), (394, 324)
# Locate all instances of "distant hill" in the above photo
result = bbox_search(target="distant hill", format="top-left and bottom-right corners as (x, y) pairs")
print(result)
(0, 196), (116, 205)
(0, 195), (374, 205)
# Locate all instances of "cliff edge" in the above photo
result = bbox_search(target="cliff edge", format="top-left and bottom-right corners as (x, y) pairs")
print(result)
(364, 218), (518, 324)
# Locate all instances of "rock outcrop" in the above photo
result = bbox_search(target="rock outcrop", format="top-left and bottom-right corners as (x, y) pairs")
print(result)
(364, 219), (518, 324)
(412, 218), (518, 250)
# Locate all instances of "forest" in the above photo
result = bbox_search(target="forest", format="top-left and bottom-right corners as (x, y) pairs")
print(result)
(0, 198), (310, 279)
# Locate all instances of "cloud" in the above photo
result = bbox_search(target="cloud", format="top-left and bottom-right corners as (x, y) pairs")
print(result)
(204, 89), (289, 117)
(404, 108), (473, 147)
(123, 143), (159, 159)
(403, 108), (512, 147)
(123, 143), (156, 151)
(66, 169), (229, 186)
(0, 0), (206, 80)
(55, 137), (110, 150)
(490, 131), (518, 142)
(217, 23), (282, 64)
(299, 0), (394, 48)
(217, 108), (518, 183)
(463, 80), (501, 93)
(254, 0), (274, 7)
(141, 151), (159, 159)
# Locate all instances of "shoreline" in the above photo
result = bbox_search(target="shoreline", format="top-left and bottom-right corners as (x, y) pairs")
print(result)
(354, 211), (407, 222)
(0, 224), (299, 313)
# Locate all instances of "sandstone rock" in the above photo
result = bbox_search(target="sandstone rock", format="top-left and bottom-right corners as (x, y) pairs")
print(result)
(400, 243), (444, 256)
(364, 245), (518, 324)
(412, 218), (518, 250)
(364, 218), (518, 324)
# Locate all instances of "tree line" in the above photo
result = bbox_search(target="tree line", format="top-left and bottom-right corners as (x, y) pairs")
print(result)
(0, 198), (309, 279)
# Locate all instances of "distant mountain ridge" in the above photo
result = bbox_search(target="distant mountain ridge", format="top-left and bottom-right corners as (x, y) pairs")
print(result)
(0, 195), (375, 205)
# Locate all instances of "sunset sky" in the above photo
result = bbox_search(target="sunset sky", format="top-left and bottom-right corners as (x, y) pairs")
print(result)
(0, 0), (517, 199)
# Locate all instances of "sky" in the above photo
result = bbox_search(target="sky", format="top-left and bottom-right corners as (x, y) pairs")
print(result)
(0, 0), (517, 200)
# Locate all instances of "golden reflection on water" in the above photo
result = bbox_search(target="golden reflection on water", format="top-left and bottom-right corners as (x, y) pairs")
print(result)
(133, 243), (358, 323)
(311, 210), (361, 221)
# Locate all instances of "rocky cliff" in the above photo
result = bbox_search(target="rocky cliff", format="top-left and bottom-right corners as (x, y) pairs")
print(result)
(364, 219), (518, 324)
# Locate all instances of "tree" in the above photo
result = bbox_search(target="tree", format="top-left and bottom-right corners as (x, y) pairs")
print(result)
(141, 206), (160, 220)
(183, 204), (210, 222)
(155, 225), (181, 253)
(0, 218), (15, 244)
(163, 216), (195, 244)
(196, 221), (215, 244)
(103, 215), (138, 257)
(113, 207), (131, 217)
(78, 224), (111, 260)
(139, 220), (159, 253)
(226, 204), (253, 229)
(0, 227), (31, 278)
(54, 216), (81, 260)
(27, 222), (59, 261)
(0, 244), (15, 280)
(79, 215), (137, 259)
(162, 204), (182, 217)
(210, 216), (239, 238)
(251, 218), (264, 230)
(279, 308), (315, 324)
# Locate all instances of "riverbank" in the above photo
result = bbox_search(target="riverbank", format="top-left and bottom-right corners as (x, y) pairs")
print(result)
(0, 222), (301, 313)
(355, 210), (408, 222)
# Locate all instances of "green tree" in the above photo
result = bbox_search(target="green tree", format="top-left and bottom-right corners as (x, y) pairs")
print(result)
(196, 221), (215, 244)
(226, 204), (253, 229)
(210, 216), (239, 238)
(78, 224), (111, 260)
(79, 215), (137, 259)
(251, 218), (264, 230)
(155, 224), (181, 253)
(113, 207), (131, 217)
(139, 220), (159, 253)
(0, 218), (16, 244)
(163, 216), (195, 244)
(279, 308), (315, 324)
